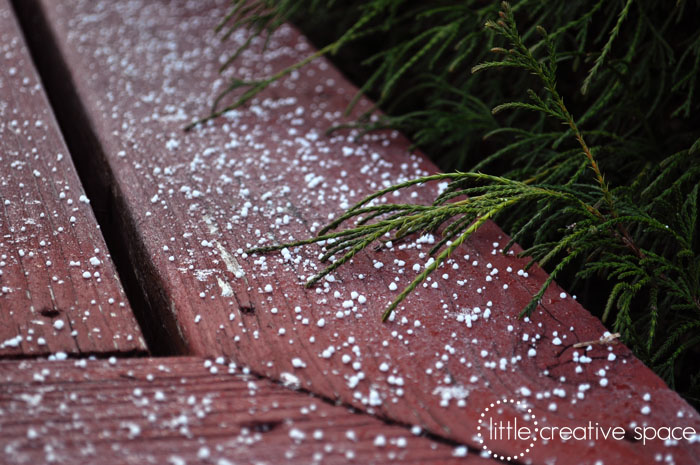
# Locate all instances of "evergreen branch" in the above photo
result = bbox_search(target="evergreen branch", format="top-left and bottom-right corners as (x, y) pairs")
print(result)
(381, 201), (513, 321)
(581, 0), (634, 94)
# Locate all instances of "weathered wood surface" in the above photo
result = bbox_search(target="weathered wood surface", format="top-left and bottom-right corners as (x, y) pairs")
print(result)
(21, 0), (700, 463)
(0, 356), (482, 464)
(0, 0), (145, 357)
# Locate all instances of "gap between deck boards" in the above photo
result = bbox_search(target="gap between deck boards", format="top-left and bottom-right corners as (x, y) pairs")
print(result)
(11, 0), (182, 357)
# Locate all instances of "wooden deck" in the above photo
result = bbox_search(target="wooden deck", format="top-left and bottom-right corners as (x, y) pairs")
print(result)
(0, 357), (479, 465)
(0, 0), (145, 357)
(2, 0), (699, 464)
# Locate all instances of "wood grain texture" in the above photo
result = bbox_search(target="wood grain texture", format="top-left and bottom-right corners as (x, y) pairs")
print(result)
(24, 0), (700, 463)
(0, 356), (483, 464)
(0, 0), (145, 357)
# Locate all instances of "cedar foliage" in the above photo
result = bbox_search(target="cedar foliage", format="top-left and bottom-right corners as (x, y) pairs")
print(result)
(195, 1), (700, 404)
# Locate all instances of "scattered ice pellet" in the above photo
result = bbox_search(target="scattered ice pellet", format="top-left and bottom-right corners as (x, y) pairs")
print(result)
(289, 428), (306, 441)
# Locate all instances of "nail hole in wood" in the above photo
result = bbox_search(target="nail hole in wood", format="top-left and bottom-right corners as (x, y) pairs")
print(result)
(623, 429), (640, 443)
(239, 420), (282, 433)
(239, 304), (255, 314)
(39, 307), (61, 318)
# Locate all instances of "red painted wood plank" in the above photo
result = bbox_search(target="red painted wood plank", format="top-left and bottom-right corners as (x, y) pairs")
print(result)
(24, 1), (700, 463)
(0, 1), (145, 357)
(0, 357), (482, 464)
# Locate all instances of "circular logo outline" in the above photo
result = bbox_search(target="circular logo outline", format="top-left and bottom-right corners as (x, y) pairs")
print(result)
(476, 398), (539, 461)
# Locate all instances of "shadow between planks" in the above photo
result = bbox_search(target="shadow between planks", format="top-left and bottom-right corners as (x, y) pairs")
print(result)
(0, 0), (146, 358)
(11, 0), (184, 357)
